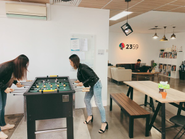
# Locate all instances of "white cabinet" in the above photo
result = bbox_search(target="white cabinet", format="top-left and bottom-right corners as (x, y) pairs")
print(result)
(158, 52), (183, 78)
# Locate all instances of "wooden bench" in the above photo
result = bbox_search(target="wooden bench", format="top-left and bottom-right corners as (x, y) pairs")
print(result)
(110, 93), (150, 138)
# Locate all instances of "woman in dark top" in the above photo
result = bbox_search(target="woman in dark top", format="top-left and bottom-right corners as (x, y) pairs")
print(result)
(0, 54), (29, 139)
(69, 54), (108, 134)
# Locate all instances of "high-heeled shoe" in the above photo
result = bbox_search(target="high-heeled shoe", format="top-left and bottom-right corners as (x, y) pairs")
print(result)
(83, 115), (93, 124)
(98, 122), (108, 134)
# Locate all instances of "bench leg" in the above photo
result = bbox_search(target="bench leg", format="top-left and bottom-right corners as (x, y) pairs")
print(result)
(129, 117), (134, 138)
(110, 97), (112, 111)
(145, 115), (150, 137)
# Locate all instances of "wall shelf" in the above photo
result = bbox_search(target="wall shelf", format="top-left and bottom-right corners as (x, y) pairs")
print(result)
(158, 52), (183, 78)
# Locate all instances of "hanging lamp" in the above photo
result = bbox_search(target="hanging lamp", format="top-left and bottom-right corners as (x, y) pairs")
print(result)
(160, 26), (168, 42)
(121, 0), (133, 36)
(153, 26), (159, 39)
(171, 26), (176, 39)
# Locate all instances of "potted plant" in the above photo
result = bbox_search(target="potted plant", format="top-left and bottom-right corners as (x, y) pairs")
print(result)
(151, 63), (157, 73)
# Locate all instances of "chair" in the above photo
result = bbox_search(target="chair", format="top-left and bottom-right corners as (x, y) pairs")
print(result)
(108, 66), (114, 79)
(110, 67), (132, 84)
(169, 102), (185, 139)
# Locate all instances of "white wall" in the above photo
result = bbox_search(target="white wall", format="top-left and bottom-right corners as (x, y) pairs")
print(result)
(108, 31), (185, 66)
(109, 31), (185, 115)
(0, 1), (109, 114)
(108, 32), (160, 66)
(156, 32), (185, 60)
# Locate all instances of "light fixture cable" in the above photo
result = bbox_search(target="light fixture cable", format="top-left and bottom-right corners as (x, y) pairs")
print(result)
(160, 26), (168, 41)
(127, 1), (129, 23)
(121, 0), (133, 36)
(171, 26), (176, 39)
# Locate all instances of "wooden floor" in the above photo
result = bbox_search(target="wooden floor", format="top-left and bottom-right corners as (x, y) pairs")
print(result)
(5, 75), (185, 139)
(4, 114), (23, 138)
(83, 76), (185, 139)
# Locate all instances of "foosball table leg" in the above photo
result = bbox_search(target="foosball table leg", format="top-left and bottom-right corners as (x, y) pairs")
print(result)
(67, 117), (74, 139)
(27, 120), (36, 139)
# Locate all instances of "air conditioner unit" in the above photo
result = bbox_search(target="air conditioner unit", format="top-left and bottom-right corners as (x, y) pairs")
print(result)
(6, 3), (47, 20)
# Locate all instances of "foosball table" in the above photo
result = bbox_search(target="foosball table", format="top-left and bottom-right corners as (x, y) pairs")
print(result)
(23, 76), (75, 139)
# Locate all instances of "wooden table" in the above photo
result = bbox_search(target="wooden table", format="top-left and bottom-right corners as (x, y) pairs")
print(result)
(132, 72), (160, 81)
(124, 81), (185, 139)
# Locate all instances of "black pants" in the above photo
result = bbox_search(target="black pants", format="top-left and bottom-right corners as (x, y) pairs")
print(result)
(0, 90), (7, 131)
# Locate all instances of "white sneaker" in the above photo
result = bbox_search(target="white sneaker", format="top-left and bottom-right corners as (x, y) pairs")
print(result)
(0, 131), (8, 138)
(1, 124), (15, 131)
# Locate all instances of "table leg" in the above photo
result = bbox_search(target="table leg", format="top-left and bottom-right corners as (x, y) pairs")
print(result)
(144, 95), (147, 107)
(161, 103), (166, 139)
(144, 96), (155, 112)
(149, 102), (161, 131)
(137, 75), (138, 81)
(127, 87), (131, 97)
(130, 87), (133, 100)
(157, 74), (159, 82)
(110, 97), (112, 111)
(127, 87), (133, 100)
(177, 102), (182, 116)
(152, 75), (154, 81)
(150, 97), (155, 112)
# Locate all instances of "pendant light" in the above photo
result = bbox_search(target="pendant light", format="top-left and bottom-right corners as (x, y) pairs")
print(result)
(171, 26), (176, 39)
(160, 26), (168, 42)
(153, 26), (159, 39)
(121, 0), (133, 36)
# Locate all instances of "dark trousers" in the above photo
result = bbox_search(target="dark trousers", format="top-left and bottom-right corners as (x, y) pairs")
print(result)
(0, 90), (7, 131)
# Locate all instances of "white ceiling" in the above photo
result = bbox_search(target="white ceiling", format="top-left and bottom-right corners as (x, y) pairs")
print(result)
(109, 11), (185, 34)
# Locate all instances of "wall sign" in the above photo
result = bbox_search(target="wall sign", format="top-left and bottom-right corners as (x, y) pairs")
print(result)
(119, 43), (139, 50)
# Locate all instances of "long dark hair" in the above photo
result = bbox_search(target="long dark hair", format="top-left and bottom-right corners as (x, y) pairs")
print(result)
(4, 54), (29, 80)
(14, 54), (29, 80)
(69, 54), (80, 69)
